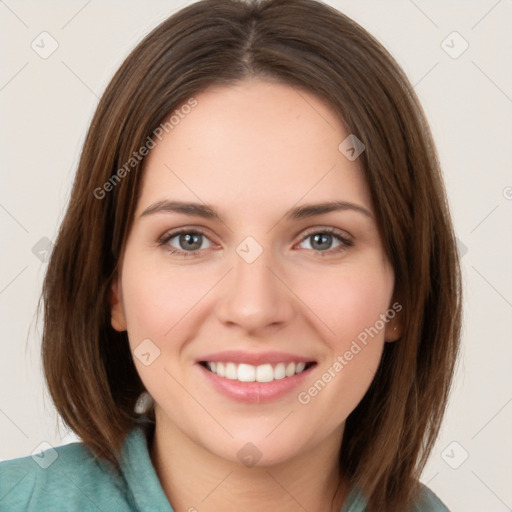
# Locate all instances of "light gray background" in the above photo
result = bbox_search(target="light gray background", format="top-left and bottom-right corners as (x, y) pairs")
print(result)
(1, 1), (511, 511)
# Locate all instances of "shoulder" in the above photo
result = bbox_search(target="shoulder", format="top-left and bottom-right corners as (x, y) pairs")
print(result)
(411, 483), (450, 512)
(0, 440), (129, 512)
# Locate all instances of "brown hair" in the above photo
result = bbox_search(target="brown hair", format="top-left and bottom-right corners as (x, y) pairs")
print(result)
(41, 0), (462, 510)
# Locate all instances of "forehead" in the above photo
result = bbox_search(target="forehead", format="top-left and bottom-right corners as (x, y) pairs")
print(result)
(137, 79), (372, 219)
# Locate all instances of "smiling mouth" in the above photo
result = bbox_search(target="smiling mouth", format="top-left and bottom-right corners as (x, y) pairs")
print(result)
(199, 361), (317, 383)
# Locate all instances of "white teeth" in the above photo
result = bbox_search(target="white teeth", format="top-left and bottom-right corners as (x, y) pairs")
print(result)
(204, 361), (311, 382)
(237, 363), (256, 382)
(256, 364), (274, 383)
(225, 362), (238, 380)
(274, 362), (286, 380)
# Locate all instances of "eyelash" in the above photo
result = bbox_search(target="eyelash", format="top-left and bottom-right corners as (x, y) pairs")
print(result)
(157, 227), (354, 258)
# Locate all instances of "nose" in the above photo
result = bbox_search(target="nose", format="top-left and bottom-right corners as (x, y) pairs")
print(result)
(215, 243), (296, 336)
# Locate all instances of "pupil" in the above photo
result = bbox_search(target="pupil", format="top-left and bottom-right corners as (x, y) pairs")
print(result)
(312, 233), (331, 250)
(181, 233), (201, 250)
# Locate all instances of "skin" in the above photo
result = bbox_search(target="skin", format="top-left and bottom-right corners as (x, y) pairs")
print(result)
(110, 78), (401, 512)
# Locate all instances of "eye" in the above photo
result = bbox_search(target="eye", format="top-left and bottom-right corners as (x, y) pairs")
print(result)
(158, 227), (353, 258)
(159, 229), (212, 257)
(297, 228), (353, 254)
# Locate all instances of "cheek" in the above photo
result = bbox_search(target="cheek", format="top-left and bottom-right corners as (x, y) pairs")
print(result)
(120, 256), (211, 342)
(119, 257), (210, 399)
(296, 259), (394, 346)
(291, 272), (391, 426)
(292, 259), (393, 417)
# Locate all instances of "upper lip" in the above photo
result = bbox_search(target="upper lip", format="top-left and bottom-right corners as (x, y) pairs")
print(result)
(197, 350), (316, 366)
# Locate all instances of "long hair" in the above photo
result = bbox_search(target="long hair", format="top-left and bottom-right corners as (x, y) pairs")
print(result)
(41, 1), (462, 510)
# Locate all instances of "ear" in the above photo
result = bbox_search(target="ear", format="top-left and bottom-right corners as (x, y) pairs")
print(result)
(109, 276), (127, 332)
(384, 301), (403, 343)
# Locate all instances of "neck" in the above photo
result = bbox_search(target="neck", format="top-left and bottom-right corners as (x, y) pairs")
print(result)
(149, 413), (349, 512)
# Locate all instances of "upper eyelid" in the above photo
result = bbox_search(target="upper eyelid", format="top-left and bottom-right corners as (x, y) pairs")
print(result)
(299, 226), (352, 239)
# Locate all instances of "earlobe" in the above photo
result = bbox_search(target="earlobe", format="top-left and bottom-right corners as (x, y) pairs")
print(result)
(384, 318), (402, 342)
(109, 277), (127, 332)
(384, 314), (403, 342)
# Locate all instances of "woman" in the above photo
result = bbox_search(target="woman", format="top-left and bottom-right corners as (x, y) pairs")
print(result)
(0, 0), (461, 510)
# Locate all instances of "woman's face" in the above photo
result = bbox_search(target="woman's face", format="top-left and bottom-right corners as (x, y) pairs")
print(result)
(111, 78), (399, 466)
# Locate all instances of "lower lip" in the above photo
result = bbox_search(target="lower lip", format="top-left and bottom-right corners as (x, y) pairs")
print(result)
(197, 363), (315, 403)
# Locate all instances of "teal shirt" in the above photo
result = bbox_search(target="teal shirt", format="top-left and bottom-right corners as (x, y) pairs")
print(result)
(0, 423), (449, 511)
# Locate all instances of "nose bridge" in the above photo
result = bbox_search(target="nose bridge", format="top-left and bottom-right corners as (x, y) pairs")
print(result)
(215, 236), (294, 332)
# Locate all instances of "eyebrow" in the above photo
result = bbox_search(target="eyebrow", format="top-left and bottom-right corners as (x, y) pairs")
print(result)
(139, 200), (373, 221)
